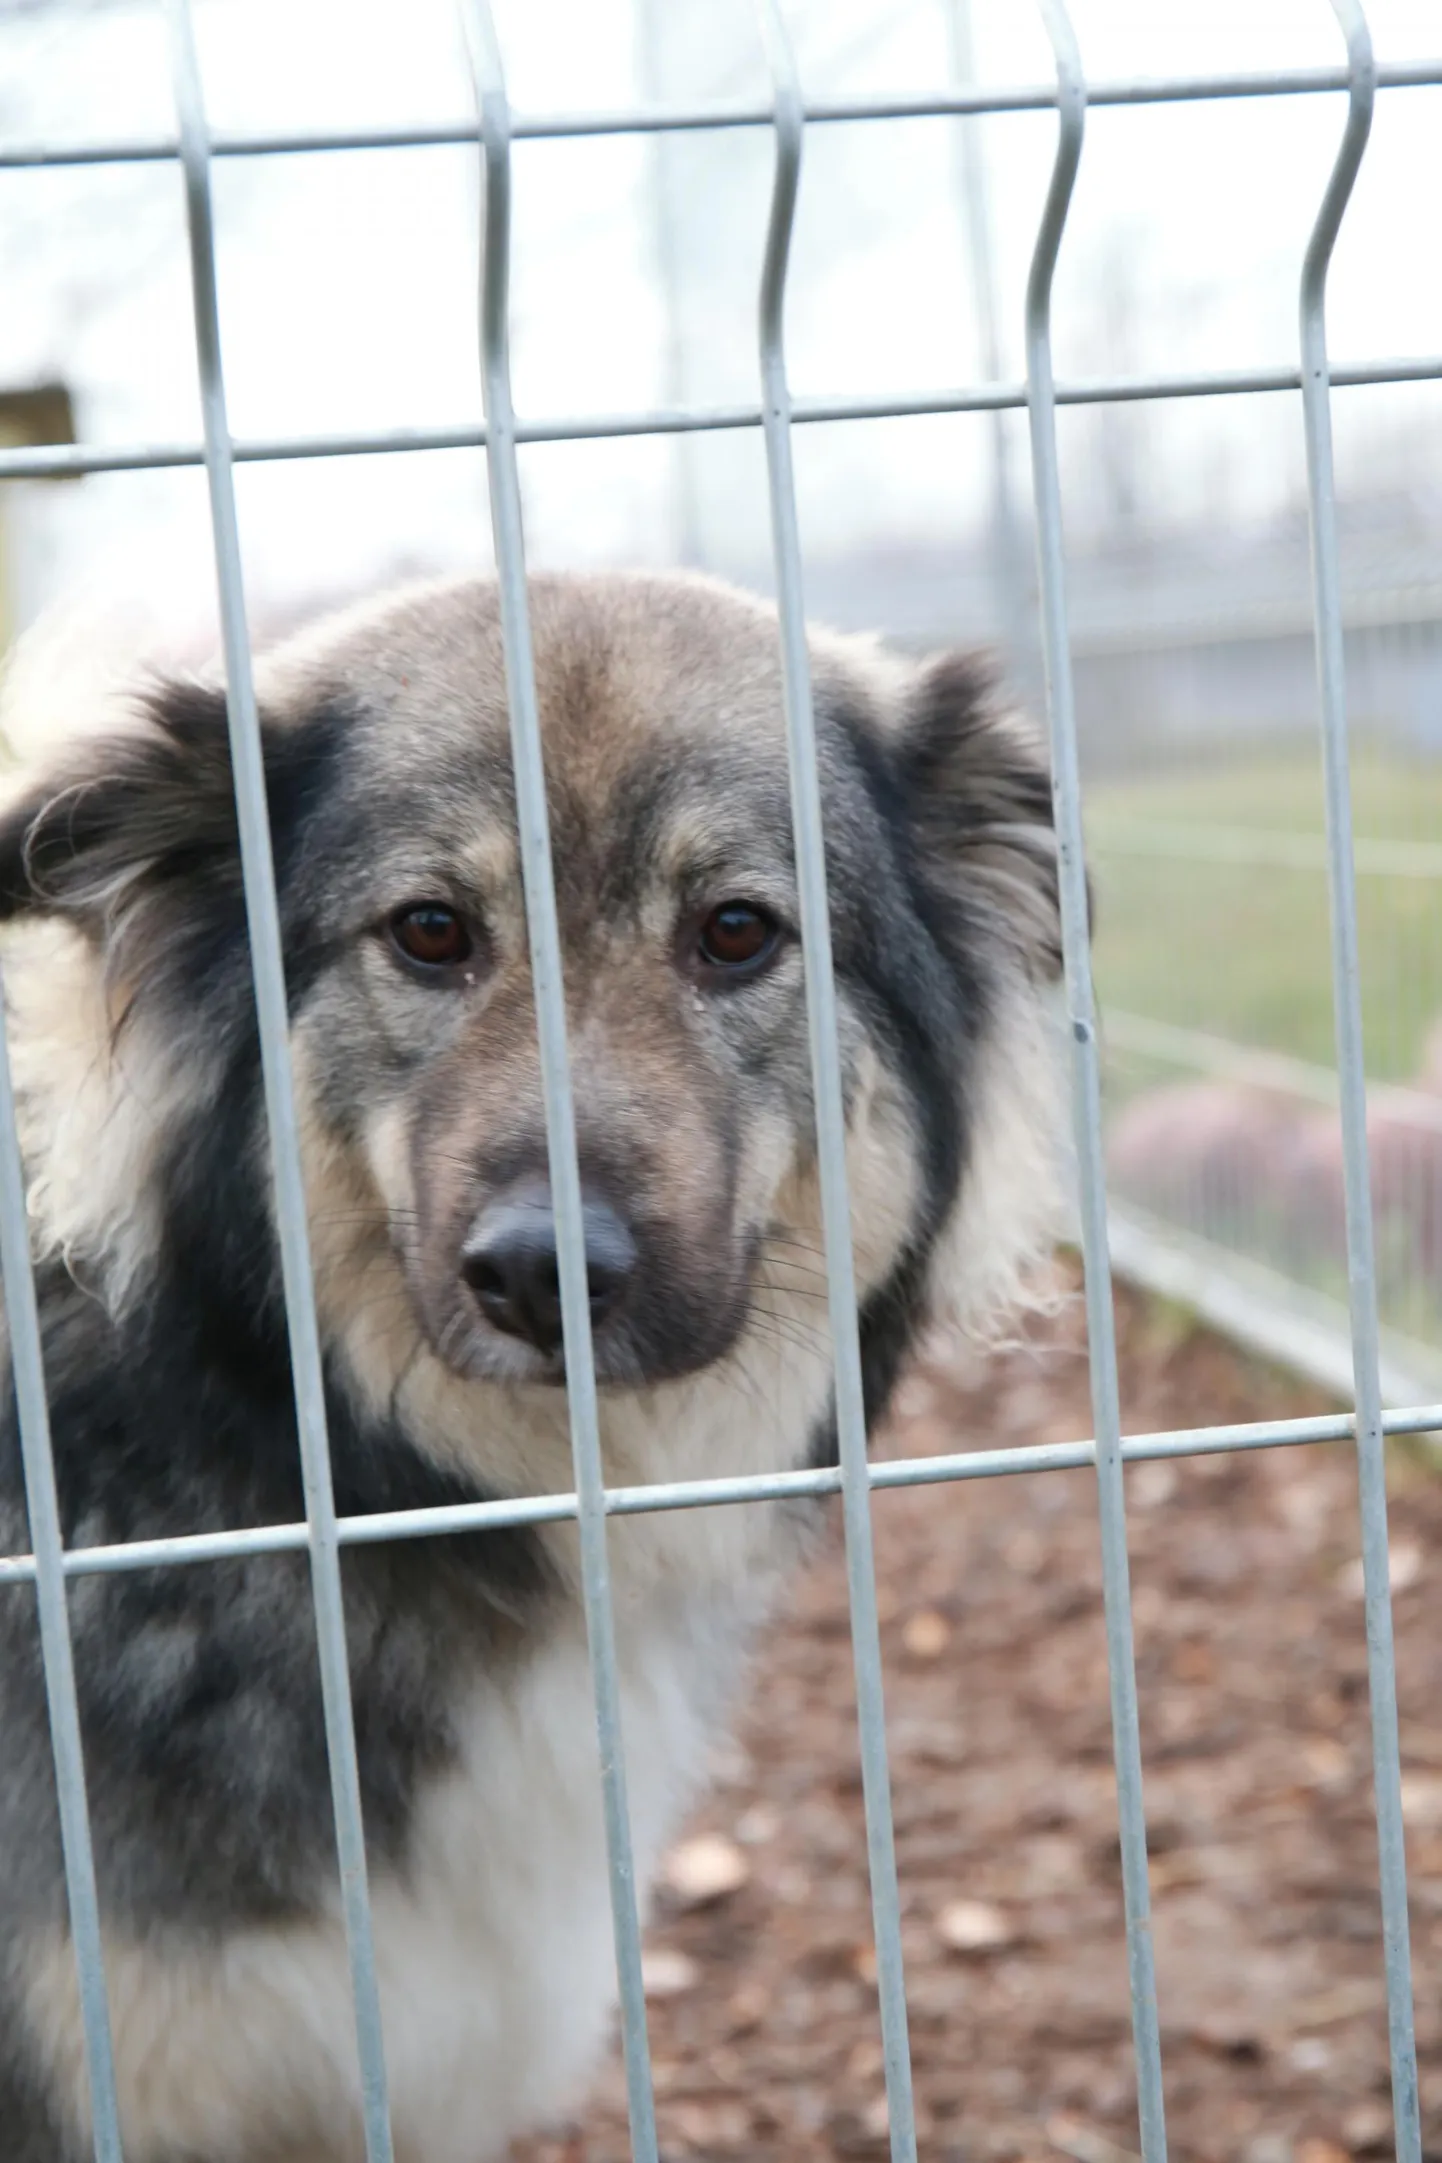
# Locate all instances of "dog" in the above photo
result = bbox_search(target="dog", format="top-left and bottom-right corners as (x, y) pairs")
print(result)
(0, 570), (1067, 2162)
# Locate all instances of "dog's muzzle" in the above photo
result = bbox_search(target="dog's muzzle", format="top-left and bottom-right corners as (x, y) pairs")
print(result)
(460, 1182), (638, 1358)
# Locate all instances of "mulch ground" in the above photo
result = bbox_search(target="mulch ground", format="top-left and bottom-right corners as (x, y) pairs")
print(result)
(514, 1268), (1442, 2163)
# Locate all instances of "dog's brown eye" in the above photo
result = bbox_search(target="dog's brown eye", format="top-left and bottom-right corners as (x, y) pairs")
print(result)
(696, 902), (780, 976)
(390, 904), (474, 973)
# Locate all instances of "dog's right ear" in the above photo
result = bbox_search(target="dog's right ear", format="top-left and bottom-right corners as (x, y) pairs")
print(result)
(0, 682), (243, 932)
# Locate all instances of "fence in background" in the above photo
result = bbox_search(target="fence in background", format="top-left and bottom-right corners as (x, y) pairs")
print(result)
(1085, 568), (1442, 1402)
(0, 6), (1435, 2163)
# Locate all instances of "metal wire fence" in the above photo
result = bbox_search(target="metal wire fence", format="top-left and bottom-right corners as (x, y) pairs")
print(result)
(0, 4), (1432, 2163)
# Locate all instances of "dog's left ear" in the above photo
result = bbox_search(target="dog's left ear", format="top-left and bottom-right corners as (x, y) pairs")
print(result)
(0, 682), (249, 932)
(894, 651), (1066, 980)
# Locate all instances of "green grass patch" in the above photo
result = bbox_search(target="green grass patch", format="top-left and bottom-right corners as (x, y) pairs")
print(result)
(1087, 750), (1442, 1082)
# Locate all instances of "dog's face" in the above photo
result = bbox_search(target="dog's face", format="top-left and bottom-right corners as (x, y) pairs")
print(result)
(0, 574), (1064, 1403)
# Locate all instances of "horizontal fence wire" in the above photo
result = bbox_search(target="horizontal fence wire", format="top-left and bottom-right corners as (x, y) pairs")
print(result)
(1299, 4), (1421, 2155)
(3, 56), (1441, 167)
(5, 357), (1442, 482)
(1024, 4), (1166, 2157)
(5, 1396), (1442, 1591)
(0, 4), (1434, 2163)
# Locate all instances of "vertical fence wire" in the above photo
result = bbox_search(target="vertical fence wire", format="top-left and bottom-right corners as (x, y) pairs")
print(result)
(461, 9), (661, 2162)
(1299, 6), (1421, 2156)
(0, 984), (123, 2160)
(1023, 6), (1169, 2160)
(634, 0), (704, 567)
(752, 7), (919, 2160)
(163, 6), (397, 2157)
(942, 0), (1036, 707)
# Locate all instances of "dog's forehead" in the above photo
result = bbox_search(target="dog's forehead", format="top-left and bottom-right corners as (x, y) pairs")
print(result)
(274, 574), (828, 875)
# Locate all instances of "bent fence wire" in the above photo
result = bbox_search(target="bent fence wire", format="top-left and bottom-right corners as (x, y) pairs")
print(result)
(0, 4), (1430, 2163)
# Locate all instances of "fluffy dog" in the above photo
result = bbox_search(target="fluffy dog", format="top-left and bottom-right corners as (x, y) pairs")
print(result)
(0, 571), (1066, 2162)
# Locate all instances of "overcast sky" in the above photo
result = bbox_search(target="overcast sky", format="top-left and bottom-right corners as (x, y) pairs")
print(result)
(0, 0), (1439, 648)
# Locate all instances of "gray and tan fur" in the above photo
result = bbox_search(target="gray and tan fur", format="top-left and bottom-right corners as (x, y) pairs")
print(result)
(0, 571), (1067, 2163)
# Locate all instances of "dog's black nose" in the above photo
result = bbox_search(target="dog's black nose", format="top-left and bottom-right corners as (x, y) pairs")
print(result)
(461, 1186), (637, 1356)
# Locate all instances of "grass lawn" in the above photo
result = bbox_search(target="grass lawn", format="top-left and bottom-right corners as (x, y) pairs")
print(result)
(1086, 750), (1442, 1083)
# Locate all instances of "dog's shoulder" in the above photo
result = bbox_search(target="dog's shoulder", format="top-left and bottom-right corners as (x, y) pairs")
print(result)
(0, 1260), (559, 1930)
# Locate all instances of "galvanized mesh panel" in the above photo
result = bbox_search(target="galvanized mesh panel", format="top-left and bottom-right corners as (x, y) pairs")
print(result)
(0, 7), (1425, 2163)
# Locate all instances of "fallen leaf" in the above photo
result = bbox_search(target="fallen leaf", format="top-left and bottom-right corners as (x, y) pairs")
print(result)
(1147, 1852), (1202, 1893)
(1302, 1736), (1351, 1787)
(1400, 1772), (1442, 1826)
(641, 1946), (699, 1999)
(901, 1608), (951, 1659)
(1171, 1640), (1215, 1685)
(846, 2037), (884, 2082)
(862, 2096), (893, 2140)
(660, 1833), (750, 1908)
(1003, 1528), (1046, 1575)
(1296, 2141), (1351, 2163)
(1342, 2101), (1392, 2151)
(1045, 2112), (1143, 2163)
(1129, 1461), (1178, 1510)
(669, 2099), (751, 2147)
(1243, 2138), (1293, 2163)
(937, 1897), (1014, 1952)
(1392, 1540), (1424, 1590)
(1337, 1541), (1422, 1598)
(734, 1801), (780, 1845)
(1289, 2036), (1332, 2073)
(724, 1981), (769, 2034)
(1188, 2010), (1263, 2061)
(1288, 1978), (1383, 2029)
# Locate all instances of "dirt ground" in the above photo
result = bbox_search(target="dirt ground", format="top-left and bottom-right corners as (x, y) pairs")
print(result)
(514, 1270), (1442, 2163)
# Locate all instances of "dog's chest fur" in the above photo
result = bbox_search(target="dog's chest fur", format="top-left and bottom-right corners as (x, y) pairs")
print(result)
(12, 1272), (831, 2163)
(30, 1589), (754, 2163)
